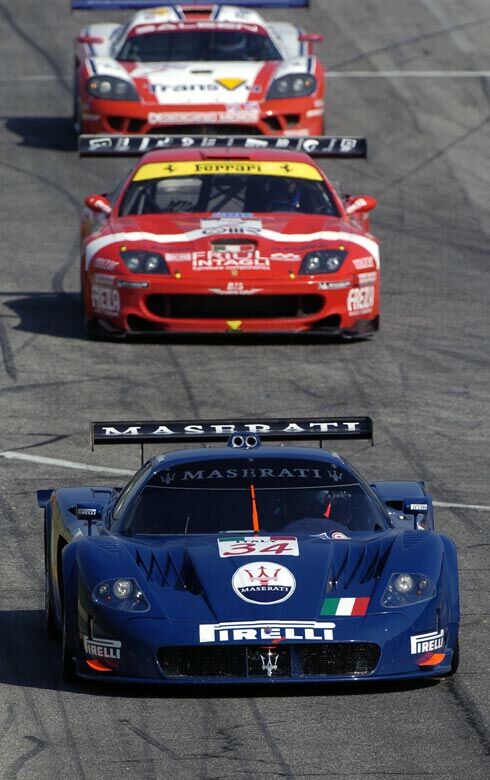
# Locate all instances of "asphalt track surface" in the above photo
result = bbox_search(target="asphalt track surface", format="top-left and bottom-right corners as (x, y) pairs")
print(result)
(0, 0), (489, 778)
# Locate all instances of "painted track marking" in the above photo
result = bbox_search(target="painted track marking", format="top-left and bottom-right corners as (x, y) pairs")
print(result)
(2, 71), (490, 83)
(1, 450), (489, 511)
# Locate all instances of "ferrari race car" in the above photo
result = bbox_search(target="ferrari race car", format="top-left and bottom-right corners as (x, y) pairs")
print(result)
(79, 134), (379, 337)
(39, 416), (460, 685)
(73, 3), (324, 136)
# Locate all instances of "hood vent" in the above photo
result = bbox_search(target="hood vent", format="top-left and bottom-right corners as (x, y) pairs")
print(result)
(330, 537), (396, 591)
(134, 547), (203, 595)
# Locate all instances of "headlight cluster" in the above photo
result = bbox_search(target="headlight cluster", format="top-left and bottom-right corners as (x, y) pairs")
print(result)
(92, 578), (149, 612)
(381, 572), (435, 608)
(86, 75), (139, 101)
(120, 249), (170, 275)
(299, 249), (347, 275)
(267, 74), (317, 99)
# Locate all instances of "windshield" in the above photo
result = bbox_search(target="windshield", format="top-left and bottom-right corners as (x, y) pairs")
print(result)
(117, 30), (281, 63)
(120, 174), (339, 216)
(119, 459), (388, 536)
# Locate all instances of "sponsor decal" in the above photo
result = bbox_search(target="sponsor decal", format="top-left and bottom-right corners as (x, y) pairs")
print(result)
(321, 597), (370, 616)
(132, 160), (322, 182)
(270, 252), (302, 262)
(83, 636), (121, 660)
(215, 78), (246, 90)
(410, 629), (445, 655)
(199, 620), (336, 643)
(200, 218), (263, 236)
(147, 107), (260, 126)
(157, 84), (220, 92)
(93, 257), (119, 271)
(352, 256), (375, 270)
(193, 252), (270, 271)
(91, 285), (120, 315)
(209, 282), (262, 295)
(347, 285), (375, 315)
(99, 420), (366, 438)
(358, 271), (377, 287)
(232, 562), (296, 605)
(409, 503), (428, 511)
(218, 536), (299, 557)
(330, 531), (350, 540)
(318, 280), (351, 290)
(161, 466), (323, 481)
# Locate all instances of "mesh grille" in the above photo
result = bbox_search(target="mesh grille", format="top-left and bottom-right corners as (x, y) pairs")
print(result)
(157, 643), (380, 679)
(299, 643), (380, 676)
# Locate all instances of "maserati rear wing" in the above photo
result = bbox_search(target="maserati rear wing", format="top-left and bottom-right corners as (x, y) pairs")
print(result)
(79, 135), (367, 158)
(91, 417), (373, 449)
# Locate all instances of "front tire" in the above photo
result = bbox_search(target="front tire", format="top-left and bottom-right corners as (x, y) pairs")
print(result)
(61, 602), (77, 682)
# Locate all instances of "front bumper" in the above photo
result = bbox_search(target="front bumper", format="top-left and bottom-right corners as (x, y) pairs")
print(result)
(84, 275), (380, 338)
(80, 96), (324, 136)
(73, 613), (458, 685)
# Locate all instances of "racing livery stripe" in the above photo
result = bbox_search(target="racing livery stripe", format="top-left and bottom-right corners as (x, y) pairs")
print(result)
(85, 230), (380, 269)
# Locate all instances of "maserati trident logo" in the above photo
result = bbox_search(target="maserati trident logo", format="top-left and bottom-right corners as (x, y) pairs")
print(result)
(232, 562), (296, 605)
(260, 648), (279, 677)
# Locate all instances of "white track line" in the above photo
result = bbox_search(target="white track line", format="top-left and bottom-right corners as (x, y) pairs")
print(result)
(2, 71), (490, 84)
(1, 450), (489, 511)
(0, 450), (132, 476)
(327, 71), (490, 78)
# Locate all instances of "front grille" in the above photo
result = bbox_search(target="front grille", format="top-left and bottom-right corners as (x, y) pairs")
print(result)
(299, 643), (380, 676)
(146, 294), (324, 320)
(157, 643), (380, 679)
(149, 124), (261, 135)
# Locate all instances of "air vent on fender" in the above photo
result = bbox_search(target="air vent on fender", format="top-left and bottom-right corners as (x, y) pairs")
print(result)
(329, 537), (396, 591)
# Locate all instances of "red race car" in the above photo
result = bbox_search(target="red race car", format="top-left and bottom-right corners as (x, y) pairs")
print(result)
(74, 4), (325, 136)
(79, 135), (379, 338)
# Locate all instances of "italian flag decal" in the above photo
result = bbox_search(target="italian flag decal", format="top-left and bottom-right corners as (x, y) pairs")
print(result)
(321, 597), (370, 616)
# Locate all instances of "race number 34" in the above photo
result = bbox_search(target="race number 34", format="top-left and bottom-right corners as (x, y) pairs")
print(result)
(218, 536), (299, 557)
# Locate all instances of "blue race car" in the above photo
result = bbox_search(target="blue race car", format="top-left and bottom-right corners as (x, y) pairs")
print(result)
(39, 417), (460, 684)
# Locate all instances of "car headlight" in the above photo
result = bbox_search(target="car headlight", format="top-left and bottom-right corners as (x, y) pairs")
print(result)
(120, 249), (170, 275)
(381, 572), (435, 608)
(299, 249), (347, 275)
(92, 578), (150, 612)
(267, 73), (317, 99)
(86, 75), (139, 101)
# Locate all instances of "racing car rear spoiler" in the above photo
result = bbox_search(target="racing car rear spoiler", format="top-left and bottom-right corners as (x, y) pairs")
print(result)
(91, 417), (373, 448)
(79, 135), (367, 158)
(72, 1), (309, 9)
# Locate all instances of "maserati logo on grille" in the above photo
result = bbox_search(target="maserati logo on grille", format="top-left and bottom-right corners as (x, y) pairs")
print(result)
(259, 648), (280, 677)
(232, 562), (296, 605)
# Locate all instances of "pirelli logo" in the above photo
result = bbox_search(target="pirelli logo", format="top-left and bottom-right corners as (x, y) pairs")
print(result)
(410, 629), (445, 655)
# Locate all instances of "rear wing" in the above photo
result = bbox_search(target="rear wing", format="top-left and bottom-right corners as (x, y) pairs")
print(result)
(92, 417), (373, 447)
(79, 135), (367, 158)
(72, 1), (309, 8)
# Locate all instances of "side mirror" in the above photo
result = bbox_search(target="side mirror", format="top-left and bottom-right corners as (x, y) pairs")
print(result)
(76, 503), (103, 521)
(77, 34), (104, 45)
(298, 33), (324, 43)
(84, 194), (112, 215)
(345, 195), (378, 216)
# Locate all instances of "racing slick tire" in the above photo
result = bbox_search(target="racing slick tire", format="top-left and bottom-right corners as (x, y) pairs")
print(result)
(44, 566), (60, 641)
(61, 603), (77, 683)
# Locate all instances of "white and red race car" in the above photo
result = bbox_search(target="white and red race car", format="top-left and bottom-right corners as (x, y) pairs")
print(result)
(74, 4), (325, 136)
